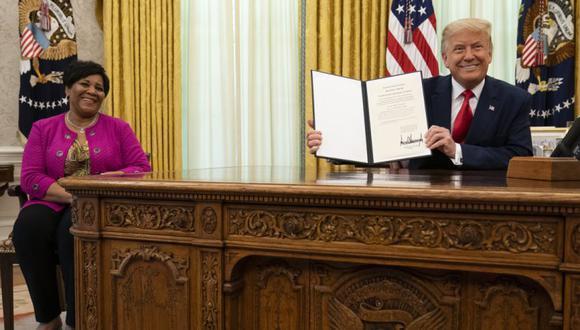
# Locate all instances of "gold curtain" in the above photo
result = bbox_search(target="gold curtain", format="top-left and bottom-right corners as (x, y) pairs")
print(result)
(304, 0), (389, 179)
(101, 0), (181, 172)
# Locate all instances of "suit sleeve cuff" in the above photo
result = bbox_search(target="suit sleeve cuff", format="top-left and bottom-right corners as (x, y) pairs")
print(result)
(450, 143), (463, 166)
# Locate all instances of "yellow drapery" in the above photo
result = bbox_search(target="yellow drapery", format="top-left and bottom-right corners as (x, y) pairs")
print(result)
(304, 0), (389, 179)
(101, 0), (181, 172)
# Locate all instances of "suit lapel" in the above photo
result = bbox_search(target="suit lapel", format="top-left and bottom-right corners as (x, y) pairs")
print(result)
(465, 76), (499, 143)
(430, 76), (453, 129)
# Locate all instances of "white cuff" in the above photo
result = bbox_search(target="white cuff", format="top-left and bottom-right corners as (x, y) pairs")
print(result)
(450, 143), (463, 165)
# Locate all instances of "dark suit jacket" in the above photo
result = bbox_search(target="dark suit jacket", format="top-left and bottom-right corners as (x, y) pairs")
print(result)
(409, 75), (533, 170)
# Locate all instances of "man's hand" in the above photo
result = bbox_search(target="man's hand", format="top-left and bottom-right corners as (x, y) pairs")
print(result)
(424, 125), (456, 158)
(306, 119), (322, 154)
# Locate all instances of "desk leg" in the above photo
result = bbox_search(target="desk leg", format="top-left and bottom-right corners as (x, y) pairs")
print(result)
(564, 275), (580, 329)
(199, 249), (222, 330)
(75, 239), (99, 330)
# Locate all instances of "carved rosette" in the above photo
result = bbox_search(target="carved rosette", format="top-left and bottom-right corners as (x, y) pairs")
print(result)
(82, 241), (98, 330)
(228, 208), (557, 253)
(201, 251), (219, 330)
(202, 207), (218, 234)
(105, 202), (195, 232)
(110, 246), (189, 283)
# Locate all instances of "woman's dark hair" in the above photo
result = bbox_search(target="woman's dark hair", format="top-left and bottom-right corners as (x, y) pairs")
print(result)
(63, 60), (110, 96)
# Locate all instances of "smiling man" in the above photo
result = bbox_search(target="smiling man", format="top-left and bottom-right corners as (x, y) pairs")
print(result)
(413, 18), (533, 170)
(306, 18), (532, 170)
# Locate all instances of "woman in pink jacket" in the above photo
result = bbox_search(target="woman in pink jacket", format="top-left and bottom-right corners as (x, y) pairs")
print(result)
(13, 61), (151, 330)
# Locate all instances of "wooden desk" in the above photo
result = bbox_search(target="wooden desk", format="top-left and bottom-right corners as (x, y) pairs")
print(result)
(61, 167), (580, 329)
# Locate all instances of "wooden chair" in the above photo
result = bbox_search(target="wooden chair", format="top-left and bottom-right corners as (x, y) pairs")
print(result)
(0, 184), (66, 330)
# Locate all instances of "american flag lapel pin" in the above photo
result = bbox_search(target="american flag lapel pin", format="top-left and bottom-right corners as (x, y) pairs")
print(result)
(489, 105), (495, 112)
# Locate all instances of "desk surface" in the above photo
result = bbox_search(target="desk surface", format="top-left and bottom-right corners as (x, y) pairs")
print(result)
(60, 166), (580, 207)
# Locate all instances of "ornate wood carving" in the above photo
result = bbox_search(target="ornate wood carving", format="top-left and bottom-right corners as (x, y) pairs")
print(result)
(82, 241), (98, 330)
(327, 269), (457, 329)
(105, 202), (195, 232)
(229, 209), (557, 253)
(110, 246), (188, 283)
(254, 261), (304, 330)
(82, 201), (96, 226)
(571, 278), (580, 330)
(256, 261), (302, 289)
(65, 187), (580, 216)
(71, 197), (79, 225)
(474, 278), (538, 330)
(201, 251), (219, 330)
(572, 224), (580, 256)
(202, 207), (218, 234)
(110, 246), (189, 329)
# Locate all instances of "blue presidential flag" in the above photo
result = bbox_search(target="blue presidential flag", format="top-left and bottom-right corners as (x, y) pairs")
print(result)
(18, 0), (77, 137)
(515, 0), (575, 127)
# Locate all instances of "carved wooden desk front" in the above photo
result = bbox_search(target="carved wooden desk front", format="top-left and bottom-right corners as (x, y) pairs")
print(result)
(60, 167), (580, 329)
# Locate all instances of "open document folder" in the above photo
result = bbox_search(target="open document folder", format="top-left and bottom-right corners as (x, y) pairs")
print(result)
(311, 70), (431, 165)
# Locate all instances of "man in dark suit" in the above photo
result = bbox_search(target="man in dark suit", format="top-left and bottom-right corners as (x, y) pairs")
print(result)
(307, 18), (533, 170)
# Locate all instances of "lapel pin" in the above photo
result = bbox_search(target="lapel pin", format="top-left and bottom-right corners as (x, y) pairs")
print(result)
(489, 105), (495, 111)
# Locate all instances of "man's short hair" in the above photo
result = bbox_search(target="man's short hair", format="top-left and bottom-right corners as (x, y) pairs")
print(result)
(441, 18), (493, 53)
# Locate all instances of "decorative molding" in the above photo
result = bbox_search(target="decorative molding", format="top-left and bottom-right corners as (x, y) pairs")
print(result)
(201, 207), (218, 234)
(571, 277), (580, 329)
(201, 251), (219, 330)
(572, 224), (580, 256)
(110, 245), (188, 284)
(105, 202), (195, 232)
(228, 209), (557, 253)
(256, 261), (302, 289)
(82, 241), (98, 330)
(65, 188), (580, 216)
(475, 278), (538, 329)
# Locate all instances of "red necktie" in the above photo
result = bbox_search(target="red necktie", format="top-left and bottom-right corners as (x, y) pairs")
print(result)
(452, 89), (474, 143)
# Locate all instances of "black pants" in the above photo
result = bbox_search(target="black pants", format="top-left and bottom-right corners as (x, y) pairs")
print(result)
(12, 204), (75, 327)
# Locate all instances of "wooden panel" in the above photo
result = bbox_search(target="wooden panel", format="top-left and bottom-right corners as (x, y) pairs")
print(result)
(228, 258), (560, 330)
(102, 240), (192, 329)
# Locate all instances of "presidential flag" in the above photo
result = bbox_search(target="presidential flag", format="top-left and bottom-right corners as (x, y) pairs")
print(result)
(18, 0), (77, 137)
(515, 0), (575, 127)
(386, 0), (439, 78)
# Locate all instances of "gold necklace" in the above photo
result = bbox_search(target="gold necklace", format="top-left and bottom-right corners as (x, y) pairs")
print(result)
(65, 112), (99, 133)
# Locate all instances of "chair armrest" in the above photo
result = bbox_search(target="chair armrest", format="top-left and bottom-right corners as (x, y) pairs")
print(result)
(7, 184), (28, 208)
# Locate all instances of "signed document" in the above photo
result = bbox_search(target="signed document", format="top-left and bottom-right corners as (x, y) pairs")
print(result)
(311, 70), (431, 165)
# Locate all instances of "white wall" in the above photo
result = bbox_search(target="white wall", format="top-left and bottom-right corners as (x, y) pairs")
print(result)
(0, 0), (104, 237)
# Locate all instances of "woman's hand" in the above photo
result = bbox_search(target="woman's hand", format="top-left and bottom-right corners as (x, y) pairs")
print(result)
(44, 182), (73, 204)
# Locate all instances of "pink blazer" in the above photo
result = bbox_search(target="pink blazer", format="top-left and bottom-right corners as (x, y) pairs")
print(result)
(20, 113), (152, 211)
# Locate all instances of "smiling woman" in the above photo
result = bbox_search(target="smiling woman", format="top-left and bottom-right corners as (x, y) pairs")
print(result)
(12, 60), (151, 329)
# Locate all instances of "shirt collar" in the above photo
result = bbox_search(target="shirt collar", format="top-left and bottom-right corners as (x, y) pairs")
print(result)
(451, 77), (485, 101)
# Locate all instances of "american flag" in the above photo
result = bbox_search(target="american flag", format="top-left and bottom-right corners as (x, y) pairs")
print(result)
(386, 0), (439, 78)
(522, 31), (547, 67)
(20, 23), (47, 59)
